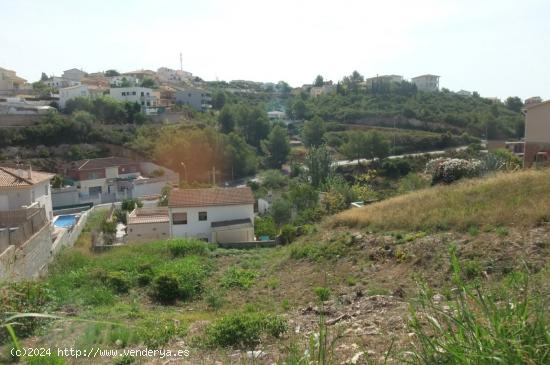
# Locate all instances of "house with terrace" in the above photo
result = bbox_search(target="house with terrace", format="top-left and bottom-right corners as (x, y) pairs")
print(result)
(58, 157), (178, 207)
(167, 187), (255, 243)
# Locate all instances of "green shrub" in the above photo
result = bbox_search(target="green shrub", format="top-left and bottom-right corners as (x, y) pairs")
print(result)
(113, 355), (135, 365)
(313, 287), (331, 302)
(255, 216), (277, 239)
(167, 239), (208, 257)
(220, 267), (258, 289)
(205, 311), (287, 348)
(137, 318), (187, 349)
(279, 224), (297, 244)
(205, 290), (226, 311)
(289, 240), (349, 262)
(150, 274), (180, 304)
(105, 271), (130, 294)
(26, 354), (66, 365)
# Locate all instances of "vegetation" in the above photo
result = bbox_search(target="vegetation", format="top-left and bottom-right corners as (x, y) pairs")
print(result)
(332, 168), (550, 232)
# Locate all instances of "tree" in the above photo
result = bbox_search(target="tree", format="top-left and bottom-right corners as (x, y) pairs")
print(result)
(235, 105), (270, 147)
(226, 132), (258, 177)
(304, 145), (333, 187)
(262, 125), (290, 168)
(342, 131), (389, 161)
(270, 198), (291, 226)
(218, 106), (235, 133)
(105, 69), (120, 77)
(277, 81), (291, 94)
(40, 72), (48, 82)
(141, 77), (156, 88)
(302, 116), (326, 147)
(292, 99), (308, 120)
(288, 181), (318, 210)
(211, 91), (226, 110)
(505, 96), (523, 113)
(51, 175), (64, 189)
(314, 75), (324, 87)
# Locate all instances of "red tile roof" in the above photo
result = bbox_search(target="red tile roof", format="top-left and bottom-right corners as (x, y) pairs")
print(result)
(168, 187), (255, 208)
(0, 167), (53, 188)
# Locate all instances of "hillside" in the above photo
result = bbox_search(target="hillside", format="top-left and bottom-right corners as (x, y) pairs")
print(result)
(1, 170), (549, 364)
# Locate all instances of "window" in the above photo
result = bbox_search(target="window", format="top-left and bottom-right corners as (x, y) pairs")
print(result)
(141, 92), (144, 96)
(122, 92), (126, 96)
(132, 91), (136, 95)
(44, 184), (49, 196)
(198, 211), (207, 221)
(172, 212), (187, 225)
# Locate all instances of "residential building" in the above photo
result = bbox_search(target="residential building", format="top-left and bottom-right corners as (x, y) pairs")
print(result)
(59, 84), (89, 109)
(62, 68), (86, 82)
(523, 100), (550, 167)
(108, 75), (138, 87)
(43, 76), (80, 90)
(168, 187), (255, 243)
(109, 87), (159, 108)
(411, 74), (440, 92)
(0, 165), (54, 221)
(61, 157), (178, 206)
(174, 87), (211, 111)
(365, 75), (403, 89)
(457, 90), (472, 96)
(525, 96), (542, 107)
(267, 110), (286, 120)
(310, 82), (336, 97)
(157, 67), (192, 83)
(122, 69), (157, 83)
(0, 67), (27, 93)
(0, 98), (56, 115)
(126, 207), (170, 243)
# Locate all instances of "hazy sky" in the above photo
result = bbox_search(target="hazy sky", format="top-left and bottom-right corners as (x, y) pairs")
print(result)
(2, 0), (549, 100)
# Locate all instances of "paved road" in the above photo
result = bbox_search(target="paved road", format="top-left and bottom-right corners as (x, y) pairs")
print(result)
(333, 145), (469, 167)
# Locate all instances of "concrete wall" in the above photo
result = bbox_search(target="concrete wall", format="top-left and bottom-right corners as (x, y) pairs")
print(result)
(133, 179), (168, 198)
(0, 223), (52, 281)
(127, 221), (169, 243)
(525, 103), (550, 144)
(52, 186), (79, 208)
(212, 227), (254, 243)
(169, 204), (254, 241)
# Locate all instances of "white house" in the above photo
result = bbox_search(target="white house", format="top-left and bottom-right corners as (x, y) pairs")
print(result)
(0, 166), (54, 221)
(109, 87), (158, 108)
(411, 74), (440, 92)
(365, 75), (403, 89)
(174, 87), (211, 111)
(108, 75), (138, 87)
(168, 187), (255, 243)
(59, 84), (89, 109)
(157, 67), (193, 83)
(43, 76), (81, 90)
(62, 68), (86, 82)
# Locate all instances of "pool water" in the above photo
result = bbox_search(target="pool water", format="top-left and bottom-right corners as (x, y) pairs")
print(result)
(53, 214), (78, 228)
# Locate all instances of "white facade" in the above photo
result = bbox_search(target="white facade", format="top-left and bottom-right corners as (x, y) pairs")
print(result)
(109, 87), (158, 107)
(0, 181), (53, 221)
(157, 67), (192, 83)
(43, 77), (81, 89)
(411, 74), (440, 92)
(108, 75), (138, 87)
(169, 204), (254, 242)
(59, 84), (89, 109)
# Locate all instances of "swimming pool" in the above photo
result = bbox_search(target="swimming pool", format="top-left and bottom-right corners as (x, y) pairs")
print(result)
(53, 214), (79, 229)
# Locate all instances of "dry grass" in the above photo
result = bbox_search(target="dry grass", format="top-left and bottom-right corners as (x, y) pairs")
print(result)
(330, 168), (550, 232)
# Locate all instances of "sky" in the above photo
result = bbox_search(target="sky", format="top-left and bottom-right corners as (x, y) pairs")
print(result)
(2, 0), (549, 100)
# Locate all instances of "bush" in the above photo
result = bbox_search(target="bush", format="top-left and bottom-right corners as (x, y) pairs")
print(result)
(121, 198), (143, 212)
(279, 224), (297, 244)
(271, 198), (292, 226)
(105, 271), (130, 294)
(205, 290), (226, 311)
(426, 157), (482, 184)
(167, 239), (208, 257)
(150, 274), (180, 304)
(381, 158), (411, 178)
(205, 311), (287, 348)
(255, 216), (277, 239)
(137, 318), (187, 349)
(313, 287), (331, 302)
(220, 267), (258, 289)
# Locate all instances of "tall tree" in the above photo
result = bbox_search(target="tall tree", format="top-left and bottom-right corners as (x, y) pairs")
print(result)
(505, 96), (523, 113)
(304, 145), (333, 187)
(262, 125), (290, 168)
(342, 131), (389, 161)
(292, 99), (308, 120)
(218, 106), (235, 133)
(302, 116), (326, 147)
(105, 69), (120, 77)
(211, 91), (226, 110)
(314, 75), (324, 87)
(40, 72), (48, 81)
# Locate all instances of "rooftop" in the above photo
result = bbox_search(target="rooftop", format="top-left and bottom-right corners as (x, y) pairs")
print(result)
(0, 166), (53, 188)
(168, 187), (255, 208)
(71, 157), (138, 171)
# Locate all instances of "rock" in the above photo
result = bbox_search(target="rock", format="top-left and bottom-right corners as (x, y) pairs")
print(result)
(432, 293), (445, 303)
(246, 350), (266, 359)
(350, 351), (364, 364)
(295, 325), (300, 334)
